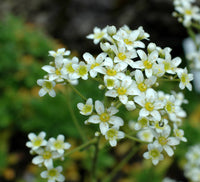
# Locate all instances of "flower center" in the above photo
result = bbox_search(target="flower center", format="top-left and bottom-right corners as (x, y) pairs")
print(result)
(94, 32), (105, 39)
(164, 61), (171, 70)
(165, 101), (174, 113)
(185, 9), (192, 15)
(124, 38), (132, 45)
(66, 63), (74, 73)
(145, 102), (154, 111)
(158, 136), (168, 146)
(107, 128), (118, 140)
(143, 132), (151, 140)
(48, 169), (58, 178)
(77, 65), (87, 76)
(107, 69), (117, 76)
(138, 117), (148, 127)
(106, 79), (115, 87)
(155, 121), (165, 130)
(82, 105), (93, 114)
(138, 82), (147, 92)
(33, 138), (42, 147)
(117, 87), (127, 95)
(150, 149), (160, 158)
(55, 68), (62, 75)
(118, 53), (126, 61)
(143, 60), (152, 69)
(54, 140), (64, 149)
(100, 113), (110, 122)
(174, 129), (183, 138)
(181, 73), (188, 84)
(91, 62), (100, 69)
(43, 81), (53, 90)
(43, 151), (52, 160)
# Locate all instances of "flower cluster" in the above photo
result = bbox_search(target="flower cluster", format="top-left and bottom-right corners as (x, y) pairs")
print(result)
(78, 98), (125, 147)
(184, 144), (200, 182)
(36, 25), (193, 165)
(26, 131), (71, 182)
(173, 0), (200, 27)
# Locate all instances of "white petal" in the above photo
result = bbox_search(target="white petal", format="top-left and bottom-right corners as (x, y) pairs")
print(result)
(100, 122), (109, 135)
(95, 101), (104, 114)
(40, 171), (48, 178)
(83, 52), (94, 64)
(39, 88), (47, 97)
(164, 145), (174, 156)
(109, 139), (117, 147)
(88, 115), (100, 124)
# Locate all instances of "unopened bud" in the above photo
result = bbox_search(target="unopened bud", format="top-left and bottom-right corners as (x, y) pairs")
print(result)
(107, 25), (117, 35)
(147, 43), (156, 53)
(100, 42), (110, 52)
(98, 84), (105, 90)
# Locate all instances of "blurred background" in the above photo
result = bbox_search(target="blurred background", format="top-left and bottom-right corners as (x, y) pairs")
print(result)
(0, 0), (200, 181)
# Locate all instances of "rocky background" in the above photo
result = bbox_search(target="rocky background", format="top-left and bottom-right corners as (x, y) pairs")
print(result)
(0, 0), (189, 56)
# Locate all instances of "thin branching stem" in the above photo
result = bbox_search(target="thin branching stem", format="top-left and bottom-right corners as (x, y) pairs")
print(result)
(65, 138), (97, 157)
(102, 145), (140, 182)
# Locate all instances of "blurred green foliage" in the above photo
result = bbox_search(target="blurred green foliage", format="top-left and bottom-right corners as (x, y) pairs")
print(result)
(0, 15), (113, 181)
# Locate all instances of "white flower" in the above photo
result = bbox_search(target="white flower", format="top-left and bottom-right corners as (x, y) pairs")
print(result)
(132, 70), (157, 95)
(41, 166), (65, 182)
(104, 127), (125, 147)
(134, 116), (150, 130)
(111, 43), (137, 70)
(77, 98), (93, 116)
(87, 27), (107, 44)
(154, 127), (180, 156)
(83, 52), (107, 78)
(72, 61), (89, 80)
(105, 76), (136, 104)
(134, 88), (164, 121)
(61, 56), (79, 80)
(151, 119), (169, 134)
(42, 56), (66, 82)
(37, 79), (56, 97)
(137, 129), (154, 142)
(143, 142), (164, 165)
(175, 2), (200, 27)
(186, 144), (200, 164)
(26, 131), (47, 151)
(88, 100), (124, 134)
(137, 26), (150, 40)
(49, 48), (70, 57)
(32, 147), (60, 168)
(177, 67), (193, 91)
(113, 28), (145, 50)
(157, 51), (181, 74)
(173, 125), (187, 142)
(48, 135), (71, 154)
(132, 50), (158, 78)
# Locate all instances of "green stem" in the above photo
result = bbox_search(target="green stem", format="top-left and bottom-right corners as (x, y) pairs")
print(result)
(125, 134), (149, 143)
(67, 82), (87, 101)
(91, 136), (100, 182)
(102, 146), (139, 182)
(158, 78), (180, 82)
(191, 22), (200, 31)
(65, 138), (97, 157)
(66, 90), (87, 142)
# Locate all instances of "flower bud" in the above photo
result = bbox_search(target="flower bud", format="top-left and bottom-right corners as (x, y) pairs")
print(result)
(107, 25), (117, 35)
(147, 43), (156, 53)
